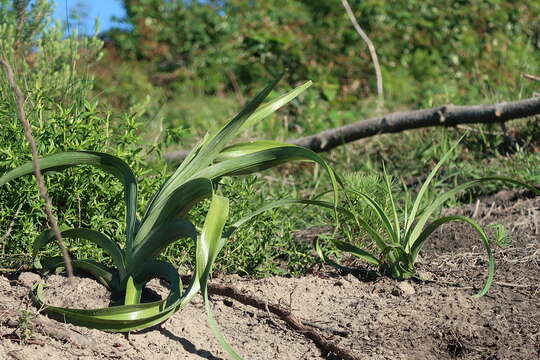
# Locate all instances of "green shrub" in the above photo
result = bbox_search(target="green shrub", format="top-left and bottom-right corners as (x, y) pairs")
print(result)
(1, 79), (338, 360)
(0, 0), (163, 264)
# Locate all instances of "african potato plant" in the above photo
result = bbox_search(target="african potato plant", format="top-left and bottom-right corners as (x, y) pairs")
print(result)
(316, 138), (538, 297)
(0, 77), (337, 338)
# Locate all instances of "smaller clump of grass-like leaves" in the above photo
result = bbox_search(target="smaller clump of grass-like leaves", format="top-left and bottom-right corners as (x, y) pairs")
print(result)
(316, 136), (539, 297)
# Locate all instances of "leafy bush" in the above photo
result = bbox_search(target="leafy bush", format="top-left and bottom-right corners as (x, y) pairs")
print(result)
(109, 0), (540, 107)
(0, 0), (164, 265)
(0, 78), (338, 360)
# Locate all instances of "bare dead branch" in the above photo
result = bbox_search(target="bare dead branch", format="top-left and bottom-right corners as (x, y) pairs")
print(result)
(164, 95), (540, 164)
(523, 73), (540, 82)
(341, 0), (383, 101)
(0, 58), (73, 279)
(226, 69), (245, 105)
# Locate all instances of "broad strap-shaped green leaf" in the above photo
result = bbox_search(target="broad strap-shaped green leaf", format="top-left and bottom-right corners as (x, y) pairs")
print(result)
(32, 284), (177, 331)
(238, 81), (312, 133)
(132, 260), (183, 307)
(33, 228), (126, 279)
(38, 256), (121, 291)
(146, 81), (312, 216)
(32, 259), (190, 332)
(314, 237), (380, 272)
(130, 219), (197, 267)
(135, 178), (213, 246)
(195, 194), (244, 359)
(226, 198), (346, 238)
(411, 215), (494, 297)
(332, 239), (381, 266)
(214, 140), (292, 162)
(149, 76), (283, 211)
(193, 143), (339, 207)
(0, 151), (138, 255)
(196, 195), (229, 280)
(203, 289), (243, 360)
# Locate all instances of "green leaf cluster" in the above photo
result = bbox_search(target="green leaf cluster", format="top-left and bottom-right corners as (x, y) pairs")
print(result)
(316, 138), (539, 297)
(0, 77), (338, 350)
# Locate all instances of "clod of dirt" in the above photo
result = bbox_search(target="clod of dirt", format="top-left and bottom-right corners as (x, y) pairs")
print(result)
(17, 272), (41, 289)
(396, 281), (416, 296)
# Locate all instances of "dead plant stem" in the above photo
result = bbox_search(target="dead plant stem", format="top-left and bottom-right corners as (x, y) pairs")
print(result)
(0, 58), (73, 279)
(341, 0), (383, 102)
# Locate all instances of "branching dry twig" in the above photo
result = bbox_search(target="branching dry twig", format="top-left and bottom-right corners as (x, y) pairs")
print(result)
(196, 278), (361, 360)
(0, 203), (23, 249)
(0, 58), (73, 279)
(341, 0), (383, 101)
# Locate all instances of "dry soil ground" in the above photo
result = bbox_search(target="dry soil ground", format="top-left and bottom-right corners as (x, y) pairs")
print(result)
(1, 193), (538, 359)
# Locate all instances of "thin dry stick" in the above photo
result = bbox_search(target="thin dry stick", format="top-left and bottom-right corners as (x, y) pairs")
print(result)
(0, 58), (73, 278)
(226, 69), (245, 105)
(341, 0), (383, 101)
(0, 203), (23, 246)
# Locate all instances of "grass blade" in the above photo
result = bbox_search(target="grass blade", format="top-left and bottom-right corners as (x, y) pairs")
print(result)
(411, 215), (494, 297)
(404, 137), (463, 235)
(346, 189), (398, 246)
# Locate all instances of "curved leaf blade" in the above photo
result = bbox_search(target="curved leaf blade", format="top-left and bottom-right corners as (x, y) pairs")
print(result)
(38, 257), (120, 291)
(150, 75), (284, 211)
(32, 259), (188, 332)
(33, 228), (126, 278)
(136, 178), (213, 246)
(195, 194), (243, 359)
(0, 151), (138, 254)
(238, 80), (312, 133)
(346, 189), (398, 247)
(193, 144), (340, 212)
(411, 215), (494, 297)
(406, 177), (540, 249)
(131, 219), (197, 266)
(404, 137), (463, 235)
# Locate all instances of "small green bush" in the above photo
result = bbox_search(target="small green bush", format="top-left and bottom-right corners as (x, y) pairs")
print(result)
(0, 0), (163, 263)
